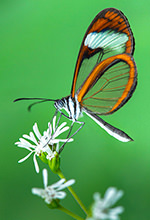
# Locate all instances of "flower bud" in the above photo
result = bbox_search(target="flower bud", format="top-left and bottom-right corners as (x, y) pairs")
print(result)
(48, 151), (60, 173)
(39, 152), (48, 164)
(47, 199), (60, 209)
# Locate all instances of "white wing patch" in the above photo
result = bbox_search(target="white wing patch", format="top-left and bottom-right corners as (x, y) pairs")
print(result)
(84, 30), (128, 51)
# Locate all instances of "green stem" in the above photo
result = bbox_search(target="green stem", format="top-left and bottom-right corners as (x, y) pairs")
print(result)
(57, 169), (88, 215)
(58, 205), (85, 220)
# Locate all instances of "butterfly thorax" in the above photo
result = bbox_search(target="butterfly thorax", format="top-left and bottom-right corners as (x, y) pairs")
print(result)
(54, 95), (82, 121)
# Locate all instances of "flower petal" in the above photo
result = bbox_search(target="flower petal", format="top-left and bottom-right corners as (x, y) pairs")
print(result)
(32, 188), (45, 197)
(53, 126), (69, 138)
(53, 116), (56, 133)
(58, 179), (75, 190)
(18, 151), (33, 163)
(55, 191), (66, 199)
(56, 143), (59, 152)
(103, 188), (123, 208)
(50, 178), (66, 188)
(111, 190), (124, 206)
(33, 153), (39, 173)
(16, 143), (32, 151)
(109, 206), (124, 215)
(52, 138), (73, 144)
(33, 123), (42, 140)
(53, 122), (67, 137)
(17, 138), (34, 149)
(29, 132), (38, 145)
(22, 134), (36, 145)
(93, 192), (101, 202)
(43, 169), (48, 188)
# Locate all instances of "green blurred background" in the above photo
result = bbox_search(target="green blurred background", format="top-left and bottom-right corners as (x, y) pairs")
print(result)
(0, 0), (150, 219)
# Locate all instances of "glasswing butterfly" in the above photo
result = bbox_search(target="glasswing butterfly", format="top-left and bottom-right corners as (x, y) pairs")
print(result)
(15, 8), (137, 150)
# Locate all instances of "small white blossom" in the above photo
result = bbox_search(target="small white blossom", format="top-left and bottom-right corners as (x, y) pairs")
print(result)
(87, 187), (124, 220)
(15, 116), (73, 173)
(32, 169), (75, 204)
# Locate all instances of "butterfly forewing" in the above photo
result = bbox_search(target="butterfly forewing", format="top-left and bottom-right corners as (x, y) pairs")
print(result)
(77, 54), (137, 115)
(71, 8), (134, 97)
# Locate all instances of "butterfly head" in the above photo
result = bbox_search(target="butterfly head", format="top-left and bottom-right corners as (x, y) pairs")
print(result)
(54, 98), (66, 110)
(54, 97), (74, 119)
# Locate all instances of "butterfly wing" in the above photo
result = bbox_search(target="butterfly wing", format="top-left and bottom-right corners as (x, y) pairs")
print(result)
(77, 53), (137, 115)
(71, 8), (135, 97)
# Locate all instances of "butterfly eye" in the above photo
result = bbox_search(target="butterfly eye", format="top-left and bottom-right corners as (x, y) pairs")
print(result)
(55, 99), (64, 109)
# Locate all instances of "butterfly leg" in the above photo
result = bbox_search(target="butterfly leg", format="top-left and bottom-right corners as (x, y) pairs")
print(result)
(59, 121), (85, 154)
(66, 121), (74, 138)
(55, 112), (62, 130)
(56, 107), (70, 119)
(50, 109), (58, 124)
(84, 109), (133, 142)
(69, 120), (85, 140)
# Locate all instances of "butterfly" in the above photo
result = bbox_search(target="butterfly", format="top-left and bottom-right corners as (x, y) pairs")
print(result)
(15, 8), (137, 151)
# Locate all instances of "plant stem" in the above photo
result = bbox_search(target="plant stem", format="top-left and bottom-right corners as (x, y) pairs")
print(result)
(57, 169), (88, 215)
(58, 205), (85, 220)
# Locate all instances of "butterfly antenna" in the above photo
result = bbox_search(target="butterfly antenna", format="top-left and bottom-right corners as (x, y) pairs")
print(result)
(13, 97), (56, 102)
(27, 100), (51, 112)
(14, 97), (57, 111)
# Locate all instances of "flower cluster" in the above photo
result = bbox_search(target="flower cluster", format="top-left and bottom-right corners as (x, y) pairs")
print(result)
(15, 114), (125, 219)
(15, 116), (73, 173)
(32, 169), (75, 205)
(87, 187), (124, 220)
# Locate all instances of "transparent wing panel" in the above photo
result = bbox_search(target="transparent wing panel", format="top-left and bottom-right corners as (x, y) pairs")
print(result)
(82, 61), (131, 114)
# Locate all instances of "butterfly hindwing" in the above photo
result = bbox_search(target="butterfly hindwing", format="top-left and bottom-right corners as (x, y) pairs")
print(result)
(77, 53), (137, 115)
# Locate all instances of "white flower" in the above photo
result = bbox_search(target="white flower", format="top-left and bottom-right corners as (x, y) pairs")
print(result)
(15, 116), (73, 173)
(32, 169), (75, 204)
(87, 187), (124, 220)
